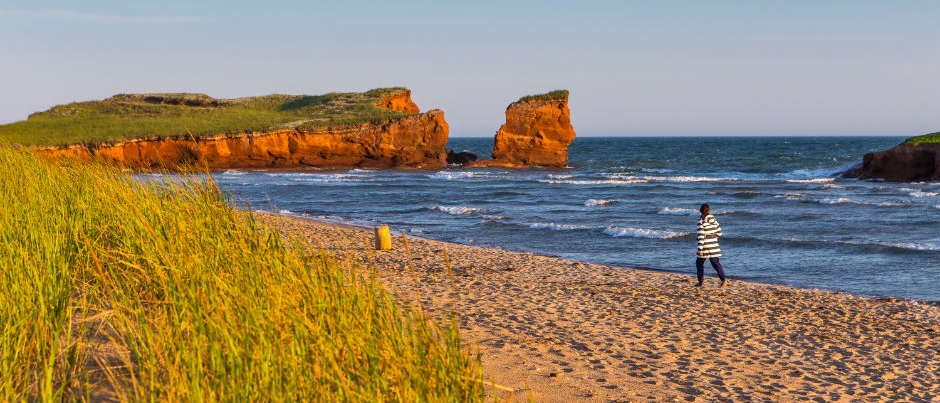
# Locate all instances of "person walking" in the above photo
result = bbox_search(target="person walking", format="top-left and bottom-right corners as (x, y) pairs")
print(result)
(696, 204), (727, 287)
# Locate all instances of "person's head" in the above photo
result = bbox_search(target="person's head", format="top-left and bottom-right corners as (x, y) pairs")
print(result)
(699, 204), (710, 216)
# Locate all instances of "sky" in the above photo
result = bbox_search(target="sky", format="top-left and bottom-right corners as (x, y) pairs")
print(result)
(1, 1), (937, 137)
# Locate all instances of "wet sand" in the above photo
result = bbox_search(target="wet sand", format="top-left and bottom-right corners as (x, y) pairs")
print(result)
(272, 214), (940, 403)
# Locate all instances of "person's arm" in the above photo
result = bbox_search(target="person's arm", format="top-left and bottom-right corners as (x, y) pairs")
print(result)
(696, 221), (706, 256)
(710, 216), (722, 237)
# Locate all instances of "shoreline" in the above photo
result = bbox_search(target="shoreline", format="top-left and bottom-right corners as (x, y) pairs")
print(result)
(275, 212), (940, 305)
(267, 212), (940, 402)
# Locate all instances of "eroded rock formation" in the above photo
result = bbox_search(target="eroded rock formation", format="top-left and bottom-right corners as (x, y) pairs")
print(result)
(39, 111), (449, 170)
(470, 91), (576, 168)
(844, 143), (940, 182)
(36, 90), (449, 170)
(378, 90), (421, 114)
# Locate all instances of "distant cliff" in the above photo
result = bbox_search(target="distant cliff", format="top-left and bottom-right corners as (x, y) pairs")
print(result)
(39, 111), (449, 169)
(843, 138), (940, 182)
(26, 89), (449, 169)
(469, 90), (576, 168)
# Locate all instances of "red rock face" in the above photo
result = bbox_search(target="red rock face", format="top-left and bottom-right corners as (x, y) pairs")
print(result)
(37, 110), (449, 170)
(486, 96), (576, 168)
(856, 143), (940, 182)
(378, 90), (421, 114)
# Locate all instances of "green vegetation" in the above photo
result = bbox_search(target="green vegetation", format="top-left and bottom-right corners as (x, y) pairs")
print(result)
(0, 146), (484, 402)
(904, 131), (940, 145)
(518, 90), (569, 103)
(0, 88), (411, 147)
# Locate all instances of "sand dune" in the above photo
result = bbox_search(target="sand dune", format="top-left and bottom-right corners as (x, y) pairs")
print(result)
(275, 215), (940, 402)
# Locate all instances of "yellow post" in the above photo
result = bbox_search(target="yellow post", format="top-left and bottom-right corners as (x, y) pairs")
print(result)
(374, 225), (392, 250)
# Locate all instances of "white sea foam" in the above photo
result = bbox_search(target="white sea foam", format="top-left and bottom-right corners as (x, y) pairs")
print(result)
(775, 193), (807, 201)
(428, 171), (476, 180)
(840, 239), (940, 252)
(603, 226), (689, 239)
(908, 190), (939, 198)
(529, 222), (593, 231)
(639, 175), (740, 183)
(432, 205), (481, 215)
(658, 207), (698, 216)
(786, 178), (835, 184)
(295, 174), (361, 184)
(585, 199), (617, 207)
(817, 198), (858, 205)
(538, 178), (648, 185)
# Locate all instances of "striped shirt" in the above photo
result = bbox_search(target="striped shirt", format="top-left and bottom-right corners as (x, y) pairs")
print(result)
(697, 214), (722, 258)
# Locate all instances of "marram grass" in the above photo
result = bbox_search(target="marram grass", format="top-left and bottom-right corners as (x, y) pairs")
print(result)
(0, 146), (484, 402)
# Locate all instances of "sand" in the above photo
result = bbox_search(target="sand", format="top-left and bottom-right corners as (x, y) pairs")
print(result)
(273, 215), (940, 403)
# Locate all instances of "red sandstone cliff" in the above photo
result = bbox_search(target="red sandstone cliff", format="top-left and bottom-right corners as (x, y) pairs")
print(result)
(470, 91), (576, 168)
(36, 90), (449, 170)
(845, 143), (940, 182)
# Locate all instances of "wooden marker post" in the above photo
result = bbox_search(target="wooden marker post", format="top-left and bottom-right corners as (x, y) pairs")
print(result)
(374, 225), (391, 250)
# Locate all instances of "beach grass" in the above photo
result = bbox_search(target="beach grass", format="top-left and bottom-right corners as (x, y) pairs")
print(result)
(517, 90), (569, 103)
(0, 146), (483, 402)
(0, 88), (411, 147)
(904, 131), (940, 145)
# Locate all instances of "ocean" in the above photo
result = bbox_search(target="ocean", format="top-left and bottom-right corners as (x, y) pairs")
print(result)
(204, 136), (939, 302)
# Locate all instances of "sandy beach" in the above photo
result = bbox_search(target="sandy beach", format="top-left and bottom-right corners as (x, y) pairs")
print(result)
(271, 214), (940, 403)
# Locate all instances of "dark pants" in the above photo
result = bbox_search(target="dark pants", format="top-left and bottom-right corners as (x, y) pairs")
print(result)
(696, 257), (726, 284)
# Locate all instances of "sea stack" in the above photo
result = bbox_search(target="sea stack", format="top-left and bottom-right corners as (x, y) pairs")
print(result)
(473, 90), (576, 168)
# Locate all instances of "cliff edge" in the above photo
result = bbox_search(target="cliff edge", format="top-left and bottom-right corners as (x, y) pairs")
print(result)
(470, 90), (576, 168)
(843, 132), (940, 182)
(22, 89), (449, 170)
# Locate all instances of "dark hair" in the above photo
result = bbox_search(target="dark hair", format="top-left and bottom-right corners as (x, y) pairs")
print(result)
(700, 204), (710, 216)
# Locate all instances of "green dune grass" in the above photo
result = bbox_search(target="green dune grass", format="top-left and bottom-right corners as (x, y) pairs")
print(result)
(517, 90), (569, 103)
(0, 146), (483, 402)
(0, 88), (411, 147)
(904, 131), (940, 145)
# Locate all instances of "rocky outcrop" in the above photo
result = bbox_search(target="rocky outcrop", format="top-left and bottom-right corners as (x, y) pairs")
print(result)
(446, 149), (478, 165)
(38, 110), (449, 170)
(470, 91), (576, 168)
(378, 90), (420, 114)
(36, 91), (449, 170)
(845, 143), (940, 182)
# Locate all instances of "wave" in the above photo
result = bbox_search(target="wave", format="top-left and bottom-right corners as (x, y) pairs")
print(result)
(613, 174), (738, 183)
(658, 207), (698, 216)
(744, 235), (940, 252)
(427, 171), (477, 180)
(786, 178), (835, 184)
(903, 189), (940, 198)
(431, 205), (482, 216)
(538, 178), (648, 185)
(529, 222), (593, 231)
(815, 197), (910, 207)
(585, 199), (617, 207)
(603, 226), (689, 239)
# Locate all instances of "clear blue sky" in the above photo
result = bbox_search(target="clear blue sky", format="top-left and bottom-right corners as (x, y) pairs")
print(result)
(1, 1), (937, 137)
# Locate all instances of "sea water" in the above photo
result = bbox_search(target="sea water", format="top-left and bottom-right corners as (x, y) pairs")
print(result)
(206, 137), (940, 302)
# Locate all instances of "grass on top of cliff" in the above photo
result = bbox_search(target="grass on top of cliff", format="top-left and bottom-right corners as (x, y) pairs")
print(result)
(0, 88), (411, 147)
(904, 131), (940, 145)
(517, 89), (569, 103)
